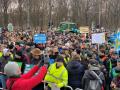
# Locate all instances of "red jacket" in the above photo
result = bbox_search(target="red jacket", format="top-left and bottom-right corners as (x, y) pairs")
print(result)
(6, 65), (47, 90)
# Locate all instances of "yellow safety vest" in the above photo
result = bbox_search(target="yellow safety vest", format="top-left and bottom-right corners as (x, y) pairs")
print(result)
(10, 54), (14, 60)
(0, 52), (3, 58)
(0, 52), (13, 60)
(64, 57), (70, 64)
(45, 63), (68, 88)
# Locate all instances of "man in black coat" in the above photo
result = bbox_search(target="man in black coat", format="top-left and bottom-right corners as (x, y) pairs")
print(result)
(66, 55), (85, 89)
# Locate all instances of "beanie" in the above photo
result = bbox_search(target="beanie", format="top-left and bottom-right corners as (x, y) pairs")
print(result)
(4, 62), (20, 77)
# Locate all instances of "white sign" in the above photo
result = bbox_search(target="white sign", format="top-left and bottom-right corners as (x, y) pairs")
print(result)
(7, 23), (13, 32)
(92, 33), (105, 44)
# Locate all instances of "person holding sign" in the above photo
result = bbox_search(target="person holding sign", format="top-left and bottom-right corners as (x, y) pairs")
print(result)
(31, 48), (46, 66)
(4, 61), (47, 90)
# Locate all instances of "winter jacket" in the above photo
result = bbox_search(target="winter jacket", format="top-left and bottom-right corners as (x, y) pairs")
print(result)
(82, 66), (105, 90)
(6, 65), (47, 90)
(66, 60), (85, 89)
(45, 63), (68, 88)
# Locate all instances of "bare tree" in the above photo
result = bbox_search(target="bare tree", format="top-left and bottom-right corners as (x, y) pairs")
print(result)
(1, 0), (11, 28)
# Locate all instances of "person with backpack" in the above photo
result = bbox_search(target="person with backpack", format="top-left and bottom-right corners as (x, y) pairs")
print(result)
(4, 61), (47, 90)
(82, 59), (105, 90)
(44, 55), (68, 90)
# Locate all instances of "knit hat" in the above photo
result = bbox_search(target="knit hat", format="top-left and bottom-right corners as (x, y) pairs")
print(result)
(4, 62), (20, 77)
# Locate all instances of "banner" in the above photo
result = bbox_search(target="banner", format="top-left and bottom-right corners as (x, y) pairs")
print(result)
(79, 26), (89, 33)
(109, 33), (117, 42)
(33, 34), (47, 44)
(7, 23), (14, 32)
(115, 32), (120, 52)
(92, 33), (105, 44)
(24, 64), (39, 75)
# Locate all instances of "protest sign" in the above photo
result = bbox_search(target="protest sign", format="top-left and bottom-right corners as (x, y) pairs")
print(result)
(24, 64), (34, 74)
(109, 33), (117, 42)
(24, 64), (39, 75)
(92, 33), (105, 44)
(33, 34), (47, 44)
(7, 23), (14, 32)
(114, 32), (120, 52)
(79, 26), (89, 33)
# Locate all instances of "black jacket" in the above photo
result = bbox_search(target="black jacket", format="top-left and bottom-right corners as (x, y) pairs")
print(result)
(66, 60), (85, 89)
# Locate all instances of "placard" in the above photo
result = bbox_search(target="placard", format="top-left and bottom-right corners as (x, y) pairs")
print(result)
(33, 34), (47, 44)
(79, 26), (89, 33)
(92, 33), (105, 44)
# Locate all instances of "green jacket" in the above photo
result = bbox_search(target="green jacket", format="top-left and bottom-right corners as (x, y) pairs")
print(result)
(45, 63), (68, 88)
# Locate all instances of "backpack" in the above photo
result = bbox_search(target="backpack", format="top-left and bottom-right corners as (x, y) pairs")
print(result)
(88, 71), (103, 90)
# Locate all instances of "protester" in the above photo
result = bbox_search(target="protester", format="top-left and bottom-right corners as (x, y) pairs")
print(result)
(82, 59), (105, 90)
(67, 54), (85, 89)
(4, 61), (47, 90)
(31, 48), (43, 65)
(44, 56), (68, 90)
(0, 30), (119, 90)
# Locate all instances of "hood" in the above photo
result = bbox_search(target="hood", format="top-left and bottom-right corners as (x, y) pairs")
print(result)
(67, 60), (84, 72)
(84, 69), (100, 80)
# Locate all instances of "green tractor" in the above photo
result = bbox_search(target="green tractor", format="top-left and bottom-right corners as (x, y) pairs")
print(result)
(58, 22), (79, 33)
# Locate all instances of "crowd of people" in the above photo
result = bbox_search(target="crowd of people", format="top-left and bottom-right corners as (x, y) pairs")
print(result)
(0, 30), (119, 90)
